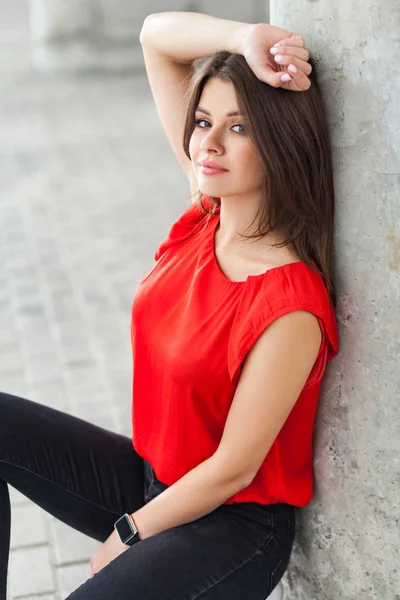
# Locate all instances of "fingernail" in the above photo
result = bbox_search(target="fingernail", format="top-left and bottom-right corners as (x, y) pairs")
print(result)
(274, 54), (284, 62)
(270, 47), (279, 55)
(281, 73), (292, 82)
(274, 42), (281, 47)
(288, 64), (297, 73)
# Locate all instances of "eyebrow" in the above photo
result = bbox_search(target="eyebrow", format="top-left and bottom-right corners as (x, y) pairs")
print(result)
(196, 106), (243, 117)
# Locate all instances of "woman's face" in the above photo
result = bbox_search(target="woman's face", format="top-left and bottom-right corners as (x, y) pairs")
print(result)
(189, 77), (264, 199)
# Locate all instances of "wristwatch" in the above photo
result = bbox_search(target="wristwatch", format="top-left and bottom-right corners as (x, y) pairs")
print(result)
(114, 513), (141, 546)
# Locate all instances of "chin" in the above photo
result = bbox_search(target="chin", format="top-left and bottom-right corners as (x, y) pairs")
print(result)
(200, 186), (234, 198)
(200, 189), (223, 200)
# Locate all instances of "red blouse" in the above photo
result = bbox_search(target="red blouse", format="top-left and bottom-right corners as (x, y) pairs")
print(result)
(130, 196), (339, 506)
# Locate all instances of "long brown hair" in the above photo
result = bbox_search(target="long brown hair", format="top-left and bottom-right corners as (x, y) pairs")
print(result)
(182, 51), (337, 309)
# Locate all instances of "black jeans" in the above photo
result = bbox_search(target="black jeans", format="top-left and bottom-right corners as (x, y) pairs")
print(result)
(0, 391), (295, 599)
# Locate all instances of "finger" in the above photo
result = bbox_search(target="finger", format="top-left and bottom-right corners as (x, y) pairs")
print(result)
(272, 53), (313, 77)
(270, 45), (310, 63)
(263, 69), (295, 89)
(274, 35), (306, 48)
(263, 63), (311, 91)
(282, 64), (312, 91)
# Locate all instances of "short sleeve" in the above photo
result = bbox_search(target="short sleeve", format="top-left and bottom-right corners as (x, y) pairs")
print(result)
(227, 264), (339, 388)
(154, 198), (216, 262)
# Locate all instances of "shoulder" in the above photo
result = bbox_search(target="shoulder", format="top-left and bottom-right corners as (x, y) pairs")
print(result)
(255, 263), (338, 350)
(228, 262), (339, 386)
(237, 262), (329, 319)
(269, 261), (325, 299)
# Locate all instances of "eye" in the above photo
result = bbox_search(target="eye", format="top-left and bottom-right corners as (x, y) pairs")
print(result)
(194, 118), (210, 128)
(231, 123), (245, 133)
(194, 118), (245, 134)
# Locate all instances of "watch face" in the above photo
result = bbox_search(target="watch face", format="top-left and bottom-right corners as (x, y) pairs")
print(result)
(115, 514), (136, 543)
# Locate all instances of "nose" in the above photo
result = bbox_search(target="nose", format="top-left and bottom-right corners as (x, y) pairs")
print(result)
(199, 128), (224, 155)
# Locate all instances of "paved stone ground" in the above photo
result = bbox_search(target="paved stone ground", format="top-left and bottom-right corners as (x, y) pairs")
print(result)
(1, 2), (189, 598)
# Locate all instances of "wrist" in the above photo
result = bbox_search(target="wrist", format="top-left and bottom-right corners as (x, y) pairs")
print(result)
(129, 511), (146, 541)
(127, 513), (141, 539)
(233, 22), (255, 56)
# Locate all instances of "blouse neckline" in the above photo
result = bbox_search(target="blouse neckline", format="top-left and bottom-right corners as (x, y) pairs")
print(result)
(208, 211), (305, 286)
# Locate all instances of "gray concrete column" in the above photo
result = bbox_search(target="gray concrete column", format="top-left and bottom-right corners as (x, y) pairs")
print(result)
(268, 0), (399, 598)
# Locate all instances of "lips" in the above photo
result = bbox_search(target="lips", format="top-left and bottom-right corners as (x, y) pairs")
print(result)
(198, 160), (228, 172)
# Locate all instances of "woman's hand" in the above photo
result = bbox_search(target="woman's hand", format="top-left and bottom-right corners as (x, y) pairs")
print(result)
(90, 529), (130, 577)
(242, 23), (312, 91)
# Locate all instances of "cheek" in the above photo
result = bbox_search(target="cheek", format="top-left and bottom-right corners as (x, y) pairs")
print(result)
(237, 146), (262, 176)
(188, 133), (198, 160)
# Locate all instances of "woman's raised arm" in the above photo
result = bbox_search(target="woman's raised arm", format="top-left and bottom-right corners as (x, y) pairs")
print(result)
(139, 12), (312, 188)
(139, 12), (251, 182)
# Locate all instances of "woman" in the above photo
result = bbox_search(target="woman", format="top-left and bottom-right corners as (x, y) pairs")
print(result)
(0, 11), (339, 600)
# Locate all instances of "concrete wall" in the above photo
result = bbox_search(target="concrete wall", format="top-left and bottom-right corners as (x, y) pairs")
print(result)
(269, 0), (400, 598)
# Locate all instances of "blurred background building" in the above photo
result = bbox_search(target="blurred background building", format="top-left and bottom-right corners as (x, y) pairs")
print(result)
(28, 0), (268, 73)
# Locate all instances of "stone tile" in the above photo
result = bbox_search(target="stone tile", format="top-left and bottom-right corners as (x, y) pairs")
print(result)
(1, 377), (31, 400)
(22, 333), (58, 358)
(66, 364), (107, 391)
(25, 359), (64, 385)
(0, 348), (25, 375)
(59, 342), (95, 367)
(0, 325), (19, 345)
(29, 379), (70, 412)
(8, 485), (30, 506)
(116, 414), (132, 439)
(7, 546), (55, 597)
(10, 503), (48, 549)
(56, 563), (92, 598)
(71, 403), (119, 431)
(49, 518), (101, 565)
